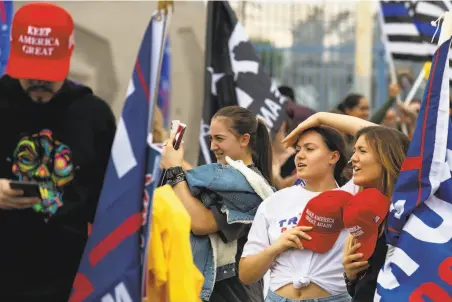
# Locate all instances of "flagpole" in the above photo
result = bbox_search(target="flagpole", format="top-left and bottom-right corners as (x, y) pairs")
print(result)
(376, 1), (401, 103)
(376, 1), (410, 135)
(199, 0), (215, 165)
(148, 1), (174, 137)
(404, 62), (431, 105)
(142, 1), (173, 298)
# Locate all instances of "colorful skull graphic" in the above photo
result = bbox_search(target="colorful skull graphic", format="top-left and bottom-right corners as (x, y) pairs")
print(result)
(12, 130), (74, 216)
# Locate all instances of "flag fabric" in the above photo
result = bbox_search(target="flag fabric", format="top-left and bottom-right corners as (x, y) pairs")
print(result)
(0, 0), (13, 76)
(379, 1), (429, 62)
(375, 35), (452, 300)
(409, 1), (450, 44)
(199, 0), (287, 164)
(158, 38), (171, 128)
(379, 1), (452, 70)
(70, 13), (165, 302)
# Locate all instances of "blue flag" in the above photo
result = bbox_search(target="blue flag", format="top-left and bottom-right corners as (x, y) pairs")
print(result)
(158, 38), (170, 128)
(375, 35), (452, 300)
(70, 13), (165, 302)
(0, 0), (13, 76)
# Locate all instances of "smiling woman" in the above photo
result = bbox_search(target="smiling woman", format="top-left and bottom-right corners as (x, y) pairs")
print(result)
(160, 105), (274, 302)
(352, 126), (408, 198)
(211, 106), (273, 182)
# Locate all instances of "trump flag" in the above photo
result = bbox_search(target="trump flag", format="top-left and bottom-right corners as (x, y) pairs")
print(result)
(70, 12), (166, 302)
(375, 20), (452, 301)
(0, 0), (13, 76)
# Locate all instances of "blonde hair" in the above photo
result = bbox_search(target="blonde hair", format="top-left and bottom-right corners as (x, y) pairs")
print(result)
(152, 108), (168, 143)
(355, 126), (409, 198)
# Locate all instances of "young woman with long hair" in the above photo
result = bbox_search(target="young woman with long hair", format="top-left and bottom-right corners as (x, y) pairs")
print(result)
(283, 112), (410, 301)
(161, 106), (273, 302)
(240, 125), (358, 302)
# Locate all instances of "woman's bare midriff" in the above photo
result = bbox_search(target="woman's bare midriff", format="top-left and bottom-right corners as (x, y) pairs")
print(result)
(275, 282), (330, 300)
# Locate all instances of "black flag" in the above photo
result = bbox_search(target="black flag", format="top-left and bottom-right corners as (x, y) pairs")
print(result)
(198, 1), (288, 165)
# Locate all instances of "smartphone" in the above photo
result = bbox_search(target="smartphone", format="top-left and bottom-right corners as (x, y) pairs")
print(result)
(10, 181), (41, 198)
(173, 123), (186, 150)
(158, 121), (186, 187)
(171, 120), (181, 135)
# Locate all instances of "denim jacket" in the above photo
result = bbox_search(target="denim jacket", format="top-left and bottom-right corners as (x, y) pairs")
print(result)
(185, 163), (264, 301)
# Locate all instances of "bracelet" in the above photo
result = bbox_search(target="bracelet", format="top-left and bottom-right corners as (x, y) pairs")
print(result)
(166, 166), (184, 180)
(168, 173), (186, 187)
(344, 272), (357, 287)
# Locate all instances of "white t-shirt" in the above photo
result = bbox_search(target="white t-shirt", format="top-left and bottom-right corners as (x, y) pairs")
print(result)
(242, 180), (359, 295)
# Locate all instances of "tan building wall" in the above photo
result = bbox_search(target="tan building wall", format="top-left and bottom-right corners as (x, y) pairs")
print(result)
(13, 1), (207, 166)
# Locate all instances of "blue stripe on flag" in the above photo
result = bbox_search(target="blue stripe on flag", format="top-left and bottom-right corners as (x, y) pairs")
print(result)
(381, 2), (409, 17)
(414, 20), (438, 38)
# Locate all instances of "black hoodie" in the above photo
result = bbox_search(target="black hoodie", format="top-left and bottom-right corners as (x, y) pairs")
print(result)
(0, 76), (116, 301)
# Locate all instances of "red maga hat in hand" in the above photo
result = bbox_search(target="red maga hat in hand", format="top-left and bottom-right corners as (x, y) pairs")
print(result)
(343, 188), (390, 261)
(298, 190), (353, 253)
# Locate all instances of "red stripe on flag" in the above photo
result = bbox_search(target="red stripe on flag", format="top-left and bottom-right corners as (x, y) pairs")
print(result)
(388, 227), (400, 234)
(89, 213), (141, 266)
(401, 157), (422, 171)
(0, 1), (6, 23)
(69, 273), (94, 302)
(135, 62), (151, 102)
(416, 49), (440, 206)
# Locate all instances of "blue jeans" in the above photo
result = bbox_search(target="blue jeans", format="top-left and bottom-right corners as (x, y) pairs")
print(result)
(265, 290), (351, 302)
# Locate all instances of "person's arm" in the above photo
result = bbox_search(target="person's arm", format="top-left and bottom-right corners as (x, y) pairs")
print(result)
(283, 112), (377, 148)
(370, 84), (401, 124)
(172, 180), (218, 236)
(161, 131), (219, 236)
(173, 178), (248, 240)
(369, 97), (396, 124)
(181, 160), (194, 171)
(239, 207), (275, 284)
(240, 204), (312, 284)
(315, 112), (377, 136)
(240, 225), (312, 285)
(346, 279), (356, 297)
(240, 246), (279, 285)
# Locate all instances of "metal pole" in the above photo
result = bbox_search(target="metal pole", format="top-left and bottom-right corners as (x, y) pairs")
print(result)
(354, 1), (374, 105)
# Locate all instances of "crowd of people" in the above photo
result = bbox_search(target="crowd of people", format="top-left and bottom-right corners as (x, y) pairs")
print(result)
(159, 84), (415, 301)
(0, 2), (435, 302)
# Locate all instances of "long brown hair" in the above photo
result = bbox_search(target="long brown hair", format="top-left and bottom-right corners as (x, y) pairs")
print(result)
(214, 106), (273, 184)
(300, 126), (348, 186)
(355, 126), (410, 198)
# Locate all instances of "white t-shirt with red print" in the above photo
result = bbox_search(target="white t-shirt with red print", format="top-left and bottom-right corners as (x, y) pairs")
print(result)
(242, 180), (359, 295)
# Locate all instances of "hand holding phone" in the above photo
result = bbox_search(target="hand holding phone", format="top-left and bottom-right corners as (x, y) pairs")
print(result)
(9, 181), (41, 198)
(173, 123), (186, 150)
(0, 179), (40, 210)
(169, 120), (186, 150)
(159, 120), (187, 186)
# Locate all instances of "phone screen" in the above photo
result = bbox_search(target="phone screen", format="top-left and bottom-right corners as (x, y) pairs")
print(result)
(10, 181), (41, 198)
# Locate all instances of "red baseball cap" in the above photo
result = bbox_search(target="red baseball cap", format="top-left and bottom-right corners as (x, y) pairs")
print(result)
(6, 3), (74, 81)
(298, 190), (353, 253)
(343, 188), (390, 261)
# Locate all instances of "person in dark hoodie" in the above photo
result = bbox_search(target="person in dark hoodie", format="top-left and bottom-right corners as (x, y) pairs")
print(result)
(0, 3), (116, 302)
